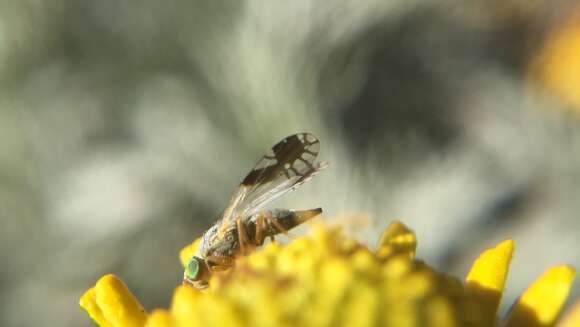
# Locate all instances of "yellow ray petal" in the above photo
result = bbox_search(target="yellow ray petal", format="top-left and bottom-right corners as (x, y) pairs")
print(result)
(557, 300), (580, 327)
(171, 285), (201, 325)
(465, 240), (515, 319)
(93, 274), (148, 327)
(180, 238), (202, 268)
(376, 220), (417, 259)
(505, 265), (576, 327)
(80, 288), (113, 327)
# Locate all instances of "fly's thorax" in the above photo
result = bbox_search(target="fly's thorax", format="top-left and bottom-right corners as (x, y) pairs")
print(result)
(211, 228), (240, 257)
(197, 223), (220, 257)
(199, 221), (240, 258)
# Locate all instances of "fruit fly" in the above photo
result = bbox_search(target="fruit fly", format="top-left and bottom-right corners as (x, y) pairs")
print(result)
(183, 133), (327, 289)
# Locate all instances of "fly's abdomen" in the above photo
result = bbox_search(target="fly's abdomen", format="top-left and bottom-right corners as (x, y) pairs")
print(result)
(248, 208), (322, 240)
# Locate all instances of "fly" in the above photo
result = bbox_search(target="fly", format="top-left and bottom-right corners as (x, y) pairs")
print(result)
(183, 133), (326, 289)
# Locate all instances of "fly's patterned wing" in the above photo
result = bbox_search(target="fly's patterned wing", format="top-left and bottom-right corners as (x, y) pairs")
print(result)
(239, 133), (326, 217)
(216, 133), (326, 237)
(242, 133), (320, 186)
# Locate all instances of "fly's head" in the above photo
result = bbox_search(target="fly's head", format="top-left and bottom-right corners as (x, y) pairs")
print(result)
(182, 256), (211, 290)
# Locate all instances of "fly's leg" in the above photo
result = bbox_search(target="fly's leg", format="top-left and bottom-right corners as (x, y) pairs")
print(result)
(263, 208), (322, 240)
(254, 213), (267, 246)
(251, 211), (290, 245)
(205, 255), (235, 272)
(253, 209), (323, 247)
(264, 211), (291, 240)
(253, 212), (278, 245)
(236, 217), (256, 255)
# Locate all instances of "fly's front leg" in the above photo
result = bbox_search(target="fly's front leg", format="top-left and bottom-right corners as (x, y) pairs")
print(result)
(206, 255), (235, 272)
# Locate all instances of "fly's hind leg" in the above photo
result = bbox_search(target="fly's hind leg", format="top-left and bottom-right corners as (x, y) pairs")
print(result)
(266, 212), (290, 240)
(253, 209), (323, 247)
(261, 210), (292, 243)
(254, 212), (277, 245)
(252, 211), (290, 246)
(265, 208), (323, 240)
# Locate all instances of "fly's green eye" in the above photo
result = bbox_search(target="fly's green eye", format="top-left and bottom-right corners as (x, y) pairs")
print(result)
(185, 257), (201, 280)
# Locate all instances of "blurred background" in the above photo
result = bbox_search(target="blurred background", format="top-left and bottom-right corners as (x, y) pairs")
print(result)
(2, 1), (580, 326)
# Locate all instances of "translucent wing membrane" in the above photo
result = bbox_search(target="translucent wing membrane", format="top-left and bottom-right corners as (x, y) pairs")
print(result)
(240, 160), (326, 218)
(218, 133), (326, 236)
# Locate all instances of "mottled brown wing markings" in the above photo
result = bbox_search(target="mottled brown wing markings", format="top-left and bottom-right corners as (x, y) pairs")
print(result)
(242, 133), (319, 186)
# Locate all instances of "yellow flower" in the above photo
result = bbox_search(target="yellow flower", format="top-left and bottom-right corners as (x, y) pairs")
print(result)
(80, 221), (578, 327)
(528, 6), (580, 113)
